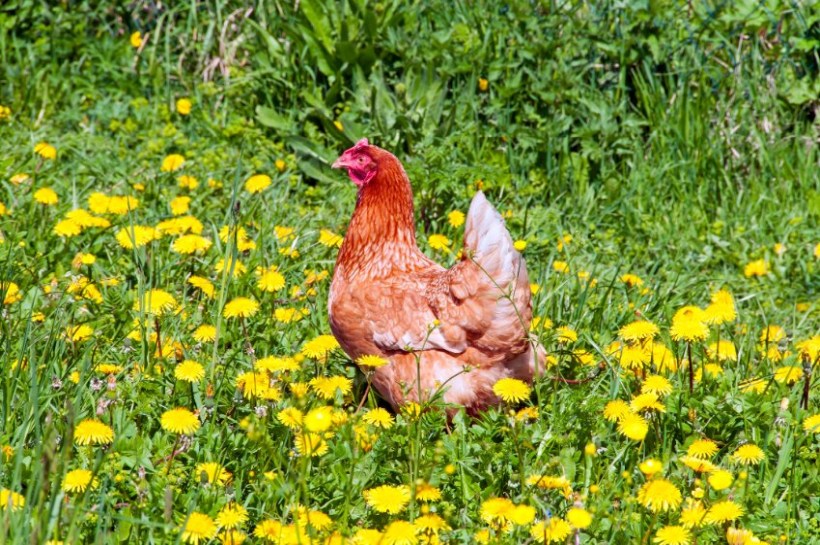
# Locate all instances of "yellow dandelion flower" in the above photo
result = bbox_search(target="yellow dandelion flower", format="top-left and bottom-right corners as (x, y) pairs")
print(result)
(65, 324), (94, 342)
(480, 497), (515, 524)
(177, 175), (199, 190)
(172, 234), (212, 255)
(553, 260), (569, 273)
(642, 375), (673, 396)
(680, 499), (707, 528)
(803, 414), (820, 433)
(274, 225), (294, 241)
(364, 485), (411, 514)
(618, 412), (649, 441)
(278, 407), (304, 429)
(415, 483), (441, 502)
(774, 365), (802, 384)
(687, 439), (718, 459)
(304, 406), (334, 433)
(381, 520), (418, 545)
(630, 392), (666, 413)
(35, 142), (56, 159)
(181, 512), (217, 544)
(157, 216), (203, 235)
(161, 408), (200, 435)
(236, 371), (278, 400)
(415, 513), (449, 533)
(195, 462), (231, 485)
(223, 297), (259, 319)
(492, 378), (531, 403)
(525, 475), (572, 497)
(704, 500), (743, 524)
(637, 478), (682, 512)
(216, 502), (248, 530)
(620, 320), (659, 341)
(567, 507), (593, 529)
(679, 455), (716, 473)
(603, 400), (631, 421)
(175, 360), (205, 382)
(256, 266), (285, 292)
(244, 174), (271, 194)
(134, 289), (178, 316)
(670, 306), (709, 342)
(508, 504), (536, 525)
(319, 229), (343, 248)
(116, 225), (160, 249)
(556, 326), (577, 343)
(310, 376), (352, 399)
(130, 31), (143, 47)
(743, 259), (768, 278)
(294, 433), (328, 457)
(706, 340), (737, 361)
(176, 98), (192, 115)
(530, 517), (572, 543)
(2, 282), (21, 305)
(707, 469), (733, 490)
(620, 273), (644, 287)
(639, 458), (663, 476)
(301, 334), (340, 359)
(74, 419), (114, 446)
(654, 525), (691, 545)
(289, 382), (309, 398)
(796, 335), (820, 361)
(215, 257), (246, 277)
(760, 326), (786, 345)
(34, 187), (59, 205)
(703, 301), (736, 325)
(447, 210), (465, 228)
(649, 342), (677, 372)
(217, 530), (246, 544)
(255, 356), (299, 373)
(96, 364), (122, 375)
(274, 307), (308, 323)
(731, 444), (765, 465)
(187, 276), (214, 299)
(192, 325), (216, 342)
(363, 408), (394, 429)
(62, 469), (95, 493)
(170, 196), (191, 215)
(427, 234), (451, 251)
(161, 154), (185, 172)
(0, 489), (24, 510)
(357, 354), (389, 368)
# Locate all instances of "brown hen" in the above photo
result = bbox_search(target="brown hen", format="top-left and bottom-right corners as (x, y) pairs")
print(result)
(329, 139), (542, 414)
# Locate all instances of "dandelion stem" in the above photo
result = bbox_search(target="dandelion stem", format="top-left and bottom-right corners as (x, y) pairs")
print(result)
(687, 341), (694, 394)
(165, 435), (180, 475)
(355, 379), (372, 413)
(154, 317), (163, 363)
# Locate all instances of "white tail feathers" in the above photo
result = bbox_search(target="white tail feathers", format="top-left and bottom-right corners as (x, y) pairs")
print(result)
(464, 191), (519, 280)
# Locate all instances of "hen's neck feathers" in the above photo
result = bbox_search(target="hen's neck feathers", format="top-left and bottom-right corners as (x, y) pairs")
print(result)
(337, 154), (430, 277)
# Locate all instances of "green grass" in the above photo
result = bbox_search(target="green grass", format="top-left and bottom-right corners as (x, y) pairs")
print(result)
(0, 1), (818, 544)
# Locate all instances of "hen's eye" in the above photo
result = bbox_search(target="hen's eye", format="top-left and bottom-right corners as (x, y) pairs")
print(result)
(357, 156), (365, 163)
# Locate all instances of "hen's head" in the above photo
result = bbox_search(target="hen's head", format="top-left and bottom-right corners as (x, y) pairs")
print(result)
(331, 138), (380, 186)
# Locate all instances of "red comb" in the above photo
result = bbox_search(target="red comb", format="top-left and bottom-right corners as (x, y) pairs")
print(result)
(354, 138), (369, 149)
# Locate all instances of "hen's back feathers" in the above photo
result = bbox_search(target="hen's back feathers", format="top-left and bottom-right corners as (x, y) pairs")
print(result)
(434, 192), (532, 361)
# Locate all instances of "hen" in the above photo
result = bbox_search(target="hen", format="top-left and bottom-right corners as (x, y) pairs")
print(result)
(329, 139), (542, 414)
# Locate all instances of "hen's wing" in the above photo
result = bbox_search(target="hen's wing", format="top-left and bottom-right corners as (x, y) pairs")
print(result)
(372, 191), (532, 360)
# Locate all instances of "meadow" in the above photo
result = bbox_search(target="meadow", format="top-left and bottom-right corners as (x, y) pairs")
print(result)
(0, 1), (818, 543)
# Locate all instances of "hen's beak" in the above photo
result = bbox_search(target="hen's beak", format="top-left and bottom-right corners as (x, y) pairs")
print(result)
(331, 155), (351, 169)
